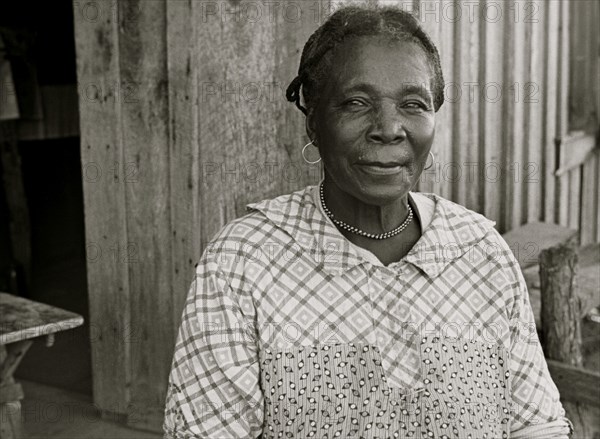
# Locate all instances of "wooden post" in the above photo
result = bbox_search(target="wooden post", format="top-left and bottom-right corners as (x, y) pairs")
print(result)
(540, 242), (582, 365)
(540, 241), (600, 437)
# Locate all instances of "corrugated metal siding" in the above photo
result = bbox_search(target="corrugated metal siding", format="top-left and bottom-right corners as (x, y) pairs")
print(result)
(414, 0), (599, 241)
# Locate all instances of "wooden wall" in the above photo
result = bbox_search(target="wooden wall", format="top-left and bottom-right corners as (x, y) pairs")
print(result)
(72, 0), (599, 431)
(73, 0), (324, 430)
(415, 0), (599, 242)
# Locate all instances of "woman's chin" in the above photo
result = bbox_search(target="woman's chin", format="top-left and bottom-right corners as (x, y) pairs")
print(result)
(325, 168), (415, 205)
(354, 178), (414, 205)
(350, 169), (413, 197)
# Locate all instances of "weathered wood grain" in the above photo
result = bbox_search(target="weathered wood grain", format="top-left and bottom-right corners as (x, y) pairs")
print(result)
(72, 0), (132, 414)
(194, 0), (323, 248)
(502, 221), (578, 269)
(433, 0), (454, 201)
(540, 239), (600, 438)
(0, 293), (83, 345)
(415, 0), (438, 195)
(556, 0), (570, 228)
(542, 0), (559, 225)
(595, 150), (600, 243)
(540, 242), (583, 365)
(274, 1), (325, 195)
(547, 360), (600, 407)
(480, 0), (505, 228)
(115, 0), (173, 431)
(70, 0), (599, 432)
(568, 167), (581, 230)
(452, 4), (480, 212)
(503, 4), (526, 231)
(597, 151), (600, 243)
(572, 0), (600, 245)
(525, 0), (544, 223)
(166, 0), (201, 349)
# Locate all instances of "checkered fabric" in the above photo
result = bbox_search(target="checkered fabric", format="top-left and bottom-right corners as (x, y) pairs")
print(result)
(164, 181), (570, 438)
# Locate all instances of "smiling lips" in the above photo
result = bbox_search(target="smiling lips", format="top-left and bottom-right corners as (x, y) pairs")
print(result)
(356, 161), (408, 175)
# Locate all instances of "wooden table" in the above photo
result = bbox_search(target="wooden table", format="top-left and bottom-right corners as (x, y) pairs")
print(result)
(0, 292), (84, 439)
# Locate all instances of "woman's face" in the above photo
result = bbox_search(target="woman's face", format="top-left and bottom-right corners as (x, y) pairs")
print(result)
(307, 36), (436, 205)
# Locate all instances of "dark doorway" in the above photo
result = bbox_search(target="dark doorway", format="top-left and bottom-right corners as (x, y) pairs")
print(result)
(1, 0), (91, 395)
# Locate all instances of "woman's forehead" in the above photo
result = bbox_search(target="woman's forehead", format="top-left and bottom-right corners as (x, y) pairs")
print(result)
(327, 37), (433, 94)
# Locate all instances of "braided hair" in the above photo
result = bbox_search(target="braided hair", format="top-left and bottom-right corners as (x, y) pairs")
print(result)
(285, 4), (445, 115)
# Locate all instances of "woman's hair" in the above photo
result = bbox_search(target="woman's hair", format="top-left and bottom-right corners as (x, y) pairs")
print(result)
(285, 4), (445, 115)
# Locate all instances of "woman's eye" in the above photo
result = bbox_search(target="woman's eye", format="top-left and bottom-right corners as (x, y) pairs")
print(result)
(404, 101), (429, 111)
(344, 99), (367, 108)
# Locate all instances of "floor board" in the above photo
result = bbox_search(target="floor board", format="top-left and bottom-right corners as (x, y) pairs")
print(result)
(21, 380), (162, 439)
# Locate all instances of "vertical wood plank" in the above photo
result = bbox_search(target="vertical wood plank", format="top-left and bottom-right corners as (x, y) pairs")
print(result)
(519, 0), (533, 226)
(194, 0), (324, 248)
(166, 0), (200, 337)
(504, 2), (526, 231)
(591, 1), (600, 248)
(117, 0), (173, 430)
(432, 0), (455, 200)
(452, 1), (480, 212)
(416, 0), (439, 194)
(568, 0), (598, 133)
(597, 150), (600, 243)
(72, 0), (131, 414)
(542, 0), (559, 224)
(480, 0), (505, 230)
(595, 1), (600, 141)
(525, 0), (544, 223)
(571, 0), (599, 245)
(557, 173), (570, 227)
(581, 150), (599, 245)
(274, 0), (326, 195)
(556, 0), (570, 227)
(567, 167), (581, 230)
(196, 0), (272, 244)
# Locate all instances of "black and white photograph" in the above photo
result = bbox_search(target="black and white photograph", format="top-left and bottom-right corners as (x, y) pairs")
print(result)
(0, 1), (598, 438)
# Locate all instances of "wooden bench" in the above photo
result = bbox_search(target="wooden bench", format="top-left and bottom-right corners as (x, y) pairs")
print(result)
(0, 292), (84, 439)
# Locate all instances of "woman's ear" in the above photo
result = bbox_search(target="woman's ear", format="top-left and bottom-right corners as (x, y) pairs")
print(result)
(305, 107), (318, 143)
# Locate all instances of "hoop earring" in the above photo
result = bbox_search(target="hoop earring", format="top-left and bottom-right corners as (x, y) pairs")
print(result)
(424, 151), (435, 170)
(302, 140), (321, 164)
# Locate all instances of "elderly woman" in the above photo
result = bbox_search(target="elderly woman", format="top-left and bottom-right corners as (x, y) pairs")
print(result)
(164, 5), (572, 439)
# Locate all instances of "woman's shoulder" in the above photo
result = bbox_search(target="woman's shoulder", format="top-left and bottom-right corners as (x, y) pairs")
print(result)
(206, 185), (315, 246)
(198, 186), (316, 273)
(413, 191), (517, 255)
(413, 191), (497, 233)
(414, 193), (525, 302)
(244, 184), (314, 215)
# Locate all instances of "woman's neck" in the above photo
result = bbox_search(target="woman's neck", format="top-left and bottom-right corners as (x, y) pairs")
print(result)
(321, 173), (411, 234)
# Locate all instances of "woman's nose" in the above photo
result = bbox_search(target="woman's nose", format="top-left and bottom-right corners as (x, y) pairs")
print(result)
(366, 103), (407, 144)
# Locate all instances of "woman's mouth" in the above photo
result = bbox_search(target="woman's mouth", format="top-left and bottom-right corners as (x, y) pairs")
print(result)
(356, 161), (406, 175)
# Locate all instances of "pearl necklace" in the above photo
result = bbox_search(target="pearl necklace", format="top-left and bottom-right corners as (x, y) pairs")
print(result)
(319, 182), (413, 240)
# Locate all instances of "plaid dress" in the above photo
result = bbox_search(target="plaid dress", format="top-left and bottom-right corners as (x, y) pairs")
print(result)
(164, 182), (570, 439)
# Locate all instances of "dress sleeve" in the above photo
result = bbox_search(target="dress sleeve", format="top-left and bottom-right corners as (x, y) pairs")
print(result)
(163, 253), (264, 438)
(507, 253), (572, 438)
